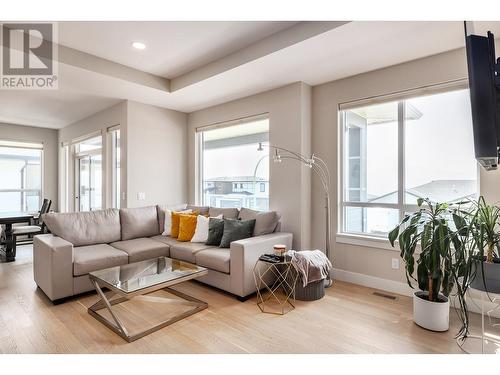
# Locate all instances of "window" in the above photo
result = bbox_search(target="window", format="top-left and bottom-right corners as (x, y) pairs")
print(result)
(0, 140), (43, 213)
(199, 117), (269, 210)
(340, 88), (477, 237)
(260, 183), (266, 193)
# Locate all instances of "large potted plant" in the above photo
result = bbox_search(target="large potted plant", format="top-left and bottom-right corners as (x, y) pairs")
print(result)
(388, 198), (467, 332)
(467, 197), (500, 294)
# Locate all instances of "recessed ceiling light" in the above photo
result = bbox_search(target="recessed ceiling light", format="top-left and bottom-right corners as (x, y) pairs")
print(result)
(132, 41), (146, 50)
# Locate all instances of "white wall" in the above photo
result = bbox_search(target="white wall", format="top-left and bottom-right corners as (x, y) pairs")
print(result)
(188, 82), (312, 249)
(59, 100), (188, 210)
(311, 45), (500, 285)
(126, 100), (187, 208)
(0, 123), (58, 211)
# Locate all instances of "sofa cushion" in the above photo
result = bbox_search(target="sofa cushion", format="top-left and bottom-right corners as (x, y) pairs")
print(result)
(43, 209), (121, 247)
(150, 235), (179, 247)
(208, 207), (239, 219)
(187, 205), (209, 215)
(170, 242), (213, 263)
(195, 248), (230, 274)
(239, 207), (280, 236)
(157, 204), (187, 233)
(219, 219), (256, 248)
(120, 206), (160, 240)
(110, 237), (169, 263)
(73, 243), (128, 276)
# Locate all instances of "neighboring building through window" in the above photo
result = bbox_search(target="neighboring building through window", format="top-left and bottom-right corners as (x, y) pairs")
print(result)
(0, 140), (43, 213)
(200, 117), (269, 210)
(340, 88), (477, 237)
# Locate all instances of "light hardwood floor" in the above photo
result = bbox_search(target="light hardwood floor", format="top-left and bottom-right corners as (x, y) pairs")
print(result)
(0, 245), (474, 354)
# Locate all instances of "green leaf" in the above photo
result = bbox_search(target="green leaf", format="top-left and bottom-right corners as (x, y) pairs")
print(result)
(388, 226), (399, 247)
(417, 261), (428, 292)
(421, 223), (432, 253)
(417, 198), (424, 207)
(453, 213), (467, 233)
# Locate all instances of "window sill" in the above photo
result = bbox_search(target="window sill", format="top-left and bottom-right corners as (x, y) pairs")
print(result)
(335, 233), (399, 252)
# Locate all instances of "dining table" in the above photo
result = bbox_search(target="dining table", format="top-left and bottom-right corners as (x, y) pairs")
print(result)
(0, 211), (35, 262)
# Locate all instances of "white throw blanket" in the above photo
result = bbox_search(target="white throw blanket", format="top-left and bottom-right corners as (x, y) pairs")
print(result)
(288, 250), (332, 287)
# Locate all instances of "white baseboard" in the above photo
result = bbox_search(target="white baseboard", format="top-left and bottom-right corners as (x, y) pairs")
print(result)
(332, 267), (500, 318)
(332, 268), (413, 297)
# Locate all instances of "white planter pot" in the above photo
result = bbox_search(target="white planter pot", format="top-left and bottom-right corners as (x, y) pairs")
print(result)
(413, 291), (449, 332)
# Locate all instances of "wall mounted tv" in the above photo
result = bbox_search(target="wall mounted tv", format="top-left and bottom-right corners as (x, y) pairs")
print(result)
(465, 24), (500, 170)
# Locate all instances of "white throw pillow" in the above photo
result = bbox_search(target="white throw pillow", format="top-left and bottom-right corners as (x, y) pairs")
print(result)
(191, 214), (223, 243)
(162, 208), (192, 236)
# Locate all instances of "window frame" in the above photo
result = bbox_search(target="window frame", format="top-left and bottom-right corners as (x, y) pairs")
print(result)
(107, 126), (121, 209)
(338, 85), (479, 242)
(196, 114), (270, 209)
(0, 139), (44, 213)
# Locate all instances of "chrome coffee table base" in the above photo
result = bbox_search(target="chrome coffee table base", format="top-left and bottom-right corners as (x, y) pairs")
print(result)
(88, 280), (208, 342)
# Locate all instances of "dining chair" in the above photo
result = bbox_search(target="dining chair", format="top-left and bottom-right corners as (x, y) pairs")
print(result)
(30, 198), (51, 226)
(11, 199), (52, 257)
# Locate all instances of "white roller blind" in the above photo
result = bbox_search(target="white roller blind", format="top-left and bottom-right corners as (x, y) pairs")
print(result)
(0, 139), (43, 150)
(195, 113), (269, 133)
(339, 79), (468, 111)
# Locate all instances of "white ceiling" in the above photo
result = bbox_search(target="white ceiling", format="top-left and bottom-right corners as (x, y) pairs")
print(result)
(2, 21), (500, 129)
(58, 21), (298, 77)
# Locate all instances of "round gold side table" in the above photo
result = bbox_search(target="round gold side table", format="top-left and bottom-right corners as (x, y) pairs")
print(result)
(253, 257), (298, 315)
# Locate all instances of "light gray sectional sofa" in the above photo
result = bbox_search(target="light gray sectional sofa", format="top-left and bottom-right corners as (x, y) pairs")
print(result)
(33, 205), (292, 303)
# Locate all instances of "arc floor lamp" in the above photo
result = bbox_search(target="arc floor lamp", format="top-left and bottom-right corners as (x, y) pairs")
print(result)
(257, 143), (332, 288)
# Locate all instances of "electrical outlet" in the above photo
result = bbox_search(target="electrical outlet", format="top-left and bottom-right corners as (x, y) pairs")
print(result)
(391, 258), (400, 270)
(137, 192), (146, 201)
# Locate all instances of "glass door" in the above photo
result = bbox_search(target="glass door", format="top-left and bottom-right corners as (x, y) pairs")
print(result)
(90, 154), (102, 210)
(77, 154), (102, 212)
(74, 134), (103, 212)
(78, 155), (90, 211)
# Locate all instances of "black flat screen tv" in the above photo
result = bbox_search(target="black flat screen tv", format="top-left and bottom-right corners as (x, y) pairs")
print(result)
(465, 27), (500, 170)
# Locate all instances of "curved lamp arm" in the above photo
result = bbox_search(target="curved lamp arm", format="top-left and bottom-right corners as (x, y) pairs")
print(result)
(258, 143), (332, 279)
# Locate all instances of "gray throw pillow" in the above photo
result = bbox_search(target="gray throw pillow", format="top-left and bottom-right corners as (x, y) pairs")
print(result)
(219, 219), (256, 248)
(205, 218), (225, 246)
(239, 207), (280, 236)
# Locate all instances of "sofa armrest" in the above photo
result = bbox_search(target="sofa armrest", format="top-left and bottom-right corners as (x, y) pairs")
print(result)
(229, 232), (293, 297)
(33, 234), (74, 301)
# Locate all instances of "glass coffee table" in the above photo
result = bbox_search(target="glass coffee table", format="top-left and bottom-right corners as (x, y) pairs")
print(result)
(88, 257), (208, 342)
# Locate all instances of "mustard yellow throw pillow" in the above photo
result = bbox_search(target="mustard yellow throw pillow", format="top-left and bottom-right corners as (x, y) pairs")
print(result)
(177, 214), (199, 242)
(171, 211), (197, 238)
